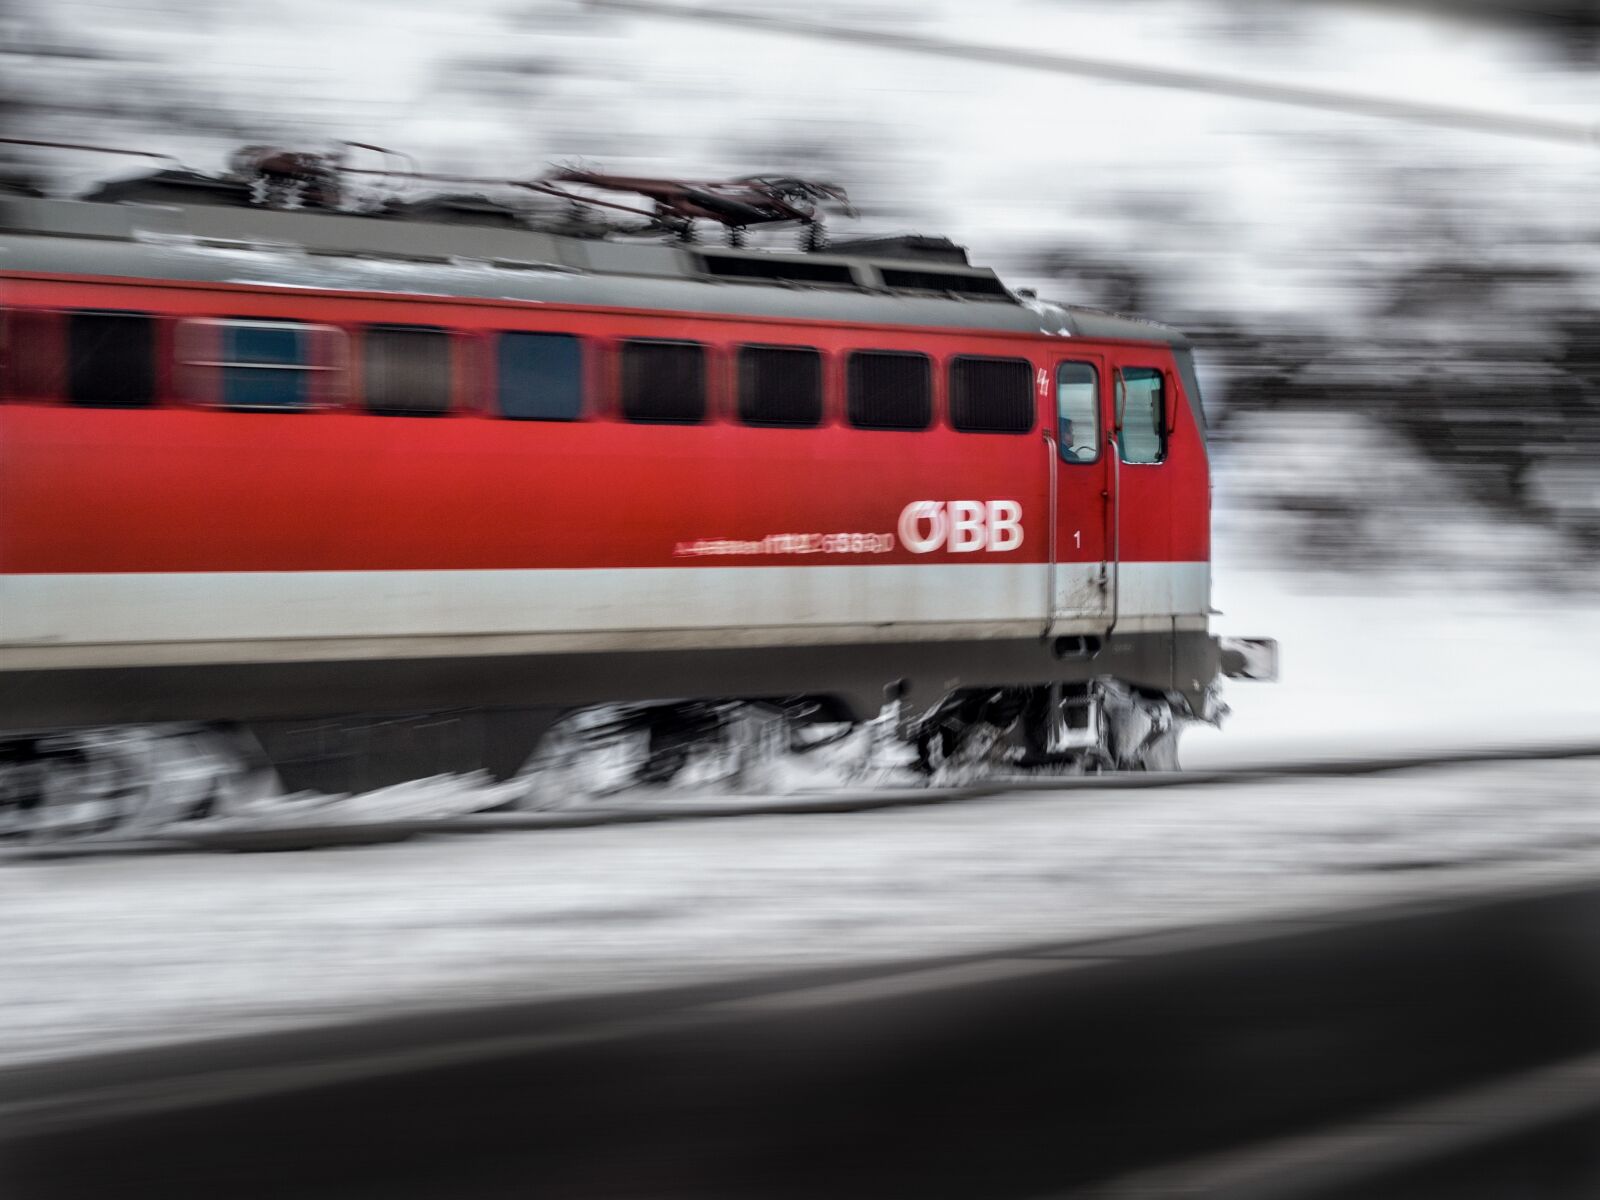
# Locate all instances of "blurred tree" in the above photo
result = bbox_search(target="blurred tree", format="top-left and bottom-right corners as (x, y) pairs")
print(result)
(1186, 159), (1600, 569)
(1259, 1), (1599, 61)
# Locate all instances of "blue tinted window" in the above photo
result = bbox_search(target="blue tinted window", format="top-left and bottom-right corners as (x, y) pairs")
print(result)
(1056, 362), (1100, 463)
(221, 323), (310, 410)
(1117, 367), (1166, 465)
(497, 333), (583, 420)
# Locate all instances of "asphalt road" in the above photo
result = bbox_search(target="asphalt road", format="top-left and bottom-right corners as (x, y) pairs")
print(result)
(9, 880), (1600, 1198)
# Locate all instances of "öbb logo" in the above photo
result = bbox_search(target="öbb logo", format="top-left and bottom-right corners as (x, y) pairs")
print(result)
(897, 500), (1023, 554)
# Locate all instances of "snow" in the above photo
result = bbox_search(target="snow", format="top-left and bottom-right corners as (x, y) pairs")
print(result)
(1185, 447), (1600, 768)
(5, 756), (1600, 1070)
(1192, 564), (1600, 766)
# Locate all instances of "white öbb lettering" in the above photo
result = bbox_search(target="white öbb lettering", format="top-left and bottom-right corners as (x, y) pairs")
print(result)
(897, 500), (1023, 554)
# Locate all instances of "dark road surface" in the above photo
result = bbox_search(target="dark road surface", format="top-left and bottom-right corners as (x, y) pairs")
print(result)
(9, 881), (1600, 1198)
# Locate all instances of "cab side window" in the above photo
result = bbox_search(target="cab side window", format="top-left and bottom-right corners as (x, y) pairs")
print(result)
(1055, 362), (1099, 462)
(1117, 367), (1166, 464)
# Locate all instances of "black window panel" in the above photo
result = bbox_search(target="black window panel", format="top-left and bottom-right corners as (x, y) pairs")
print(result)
(847, 352), (931, 431)
(738, 346), (822, 427)
(364, 325), (452, 416)
(879, 268), (1011, 298)
(702, 256), (856, 286)
(950, 356), (1033, 434)
(621, 340), (705, 424)
(69, 312), (154, 408)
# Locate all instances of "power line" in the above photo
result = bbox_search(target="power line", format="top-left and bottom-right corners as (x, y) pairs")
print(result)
(588, 0), (1599, 149)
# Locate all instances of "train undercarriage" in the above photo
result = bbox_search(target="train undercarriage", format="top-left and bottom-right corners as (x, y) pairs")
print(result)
(0, 679), (1215, 839)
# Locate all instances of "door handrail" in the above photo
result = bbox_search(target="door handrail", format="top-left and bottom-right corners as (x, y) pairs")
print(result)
(1041, 429), (1058, 639)
(1106, 426), (1121, 638)
(1107, 367), (1127, 639)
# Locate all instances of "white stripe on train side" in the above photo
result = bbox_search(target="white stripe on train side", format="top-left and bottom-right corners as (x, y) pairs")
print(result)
(0, 562), (1209, 667)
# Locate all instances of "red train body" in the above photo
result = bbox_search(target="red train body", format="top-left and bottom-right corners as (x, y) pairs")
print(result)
(0, 169), (1267, 792)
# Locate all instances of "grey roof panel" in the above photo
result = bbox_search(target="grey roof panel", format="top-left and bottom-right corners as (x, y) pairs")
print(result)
(1059, 305), (1191, 349)
(0, 196), (1191, 346)
(1, 231), (1039, 329)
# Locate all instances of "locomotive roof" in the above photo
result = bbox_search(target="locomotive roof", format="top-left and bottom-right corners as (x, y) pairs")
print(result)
(0, 193), (1189, 348)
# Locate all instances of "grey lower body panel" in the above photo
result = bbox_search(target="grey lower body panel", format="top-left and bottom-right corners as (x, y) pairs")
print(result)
(1, 629), (1220, 733)
(1, 631), (1221, 793)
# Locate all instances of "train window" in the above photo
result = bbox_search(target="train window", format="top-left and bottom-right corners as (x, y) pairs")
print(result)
(364, 326), (451, 416)
(178, 319), (344, 411)
(1117, 367), (1167, 465)
(847, 351), (931, 431)
(1056, 363), (1100, 463)
(68, 312), (154, 408)
(620, 340), (705, 424)
(949, 356), (1033, 434)
(737, 345), (822, 428)
(496, 332), (583, 420)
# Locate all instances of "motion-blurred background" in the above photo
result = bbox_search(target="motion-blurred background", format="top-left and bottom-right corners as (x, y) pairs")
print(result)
(13, 19), (1600, 1184)
(4, 0), (1598, 756)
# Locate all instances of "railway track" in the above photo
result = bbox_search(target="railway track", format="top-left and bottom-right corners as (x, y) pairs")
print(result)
(6, 738), (1600, 859)
(9, 878), (1600, 1197)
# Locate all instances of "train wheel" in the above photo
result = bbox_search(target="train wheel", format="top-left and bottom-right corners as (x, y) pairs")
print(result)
(1128, 722), (1182, 772)
(1099, 685), (1185, 772)
(1020, 685), (1101, 763)
(913, 726), (958, 775)
(514, 708), (645, 809)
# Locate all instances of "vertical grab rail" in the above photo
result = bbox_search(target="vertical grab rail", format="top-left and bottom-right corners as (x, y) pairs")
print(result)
(1106, 374), (1123, 638)
(1041, 429), (1059, 639)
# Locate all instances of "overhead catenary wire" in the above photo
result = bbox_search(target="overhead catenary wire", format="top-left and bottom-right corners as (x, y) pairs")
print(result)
(588, 0), (1600, 149)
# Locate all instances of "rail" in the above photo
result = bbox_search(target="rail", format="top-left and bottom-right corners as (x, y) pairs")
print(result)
(6, 739), (1600, 860)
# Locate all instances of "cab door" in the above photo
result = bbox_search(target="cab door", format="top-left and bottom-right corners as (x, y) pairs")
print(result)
(1046, 355), (1114, 630)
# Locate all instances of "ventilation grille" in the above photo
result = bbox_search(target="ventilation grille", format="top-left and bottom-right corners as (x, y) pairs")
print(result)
(879, 268), (1010, 299)
(848, 352), (931, 430)
(739, 346), (823, 427)
(950, 356), (1033, 434)
(701, 255), (857, 286)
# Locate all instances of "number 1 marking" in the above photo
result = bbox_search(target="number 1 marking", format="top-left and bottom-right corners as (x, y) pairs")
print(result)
(1073, 530), (1081, 549)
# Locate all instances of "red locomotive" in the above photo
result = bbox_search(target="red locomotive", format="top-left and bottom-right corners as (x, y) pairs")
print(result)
(0, 146), (1273, 809)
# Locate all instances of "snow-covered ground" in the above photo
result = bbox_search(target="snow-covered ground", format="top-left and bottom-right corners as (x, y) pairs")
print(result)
(1187, 569), (1600, 769)
(1188, 441), (1600, 766)
(6, 756), (1600, 1070)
